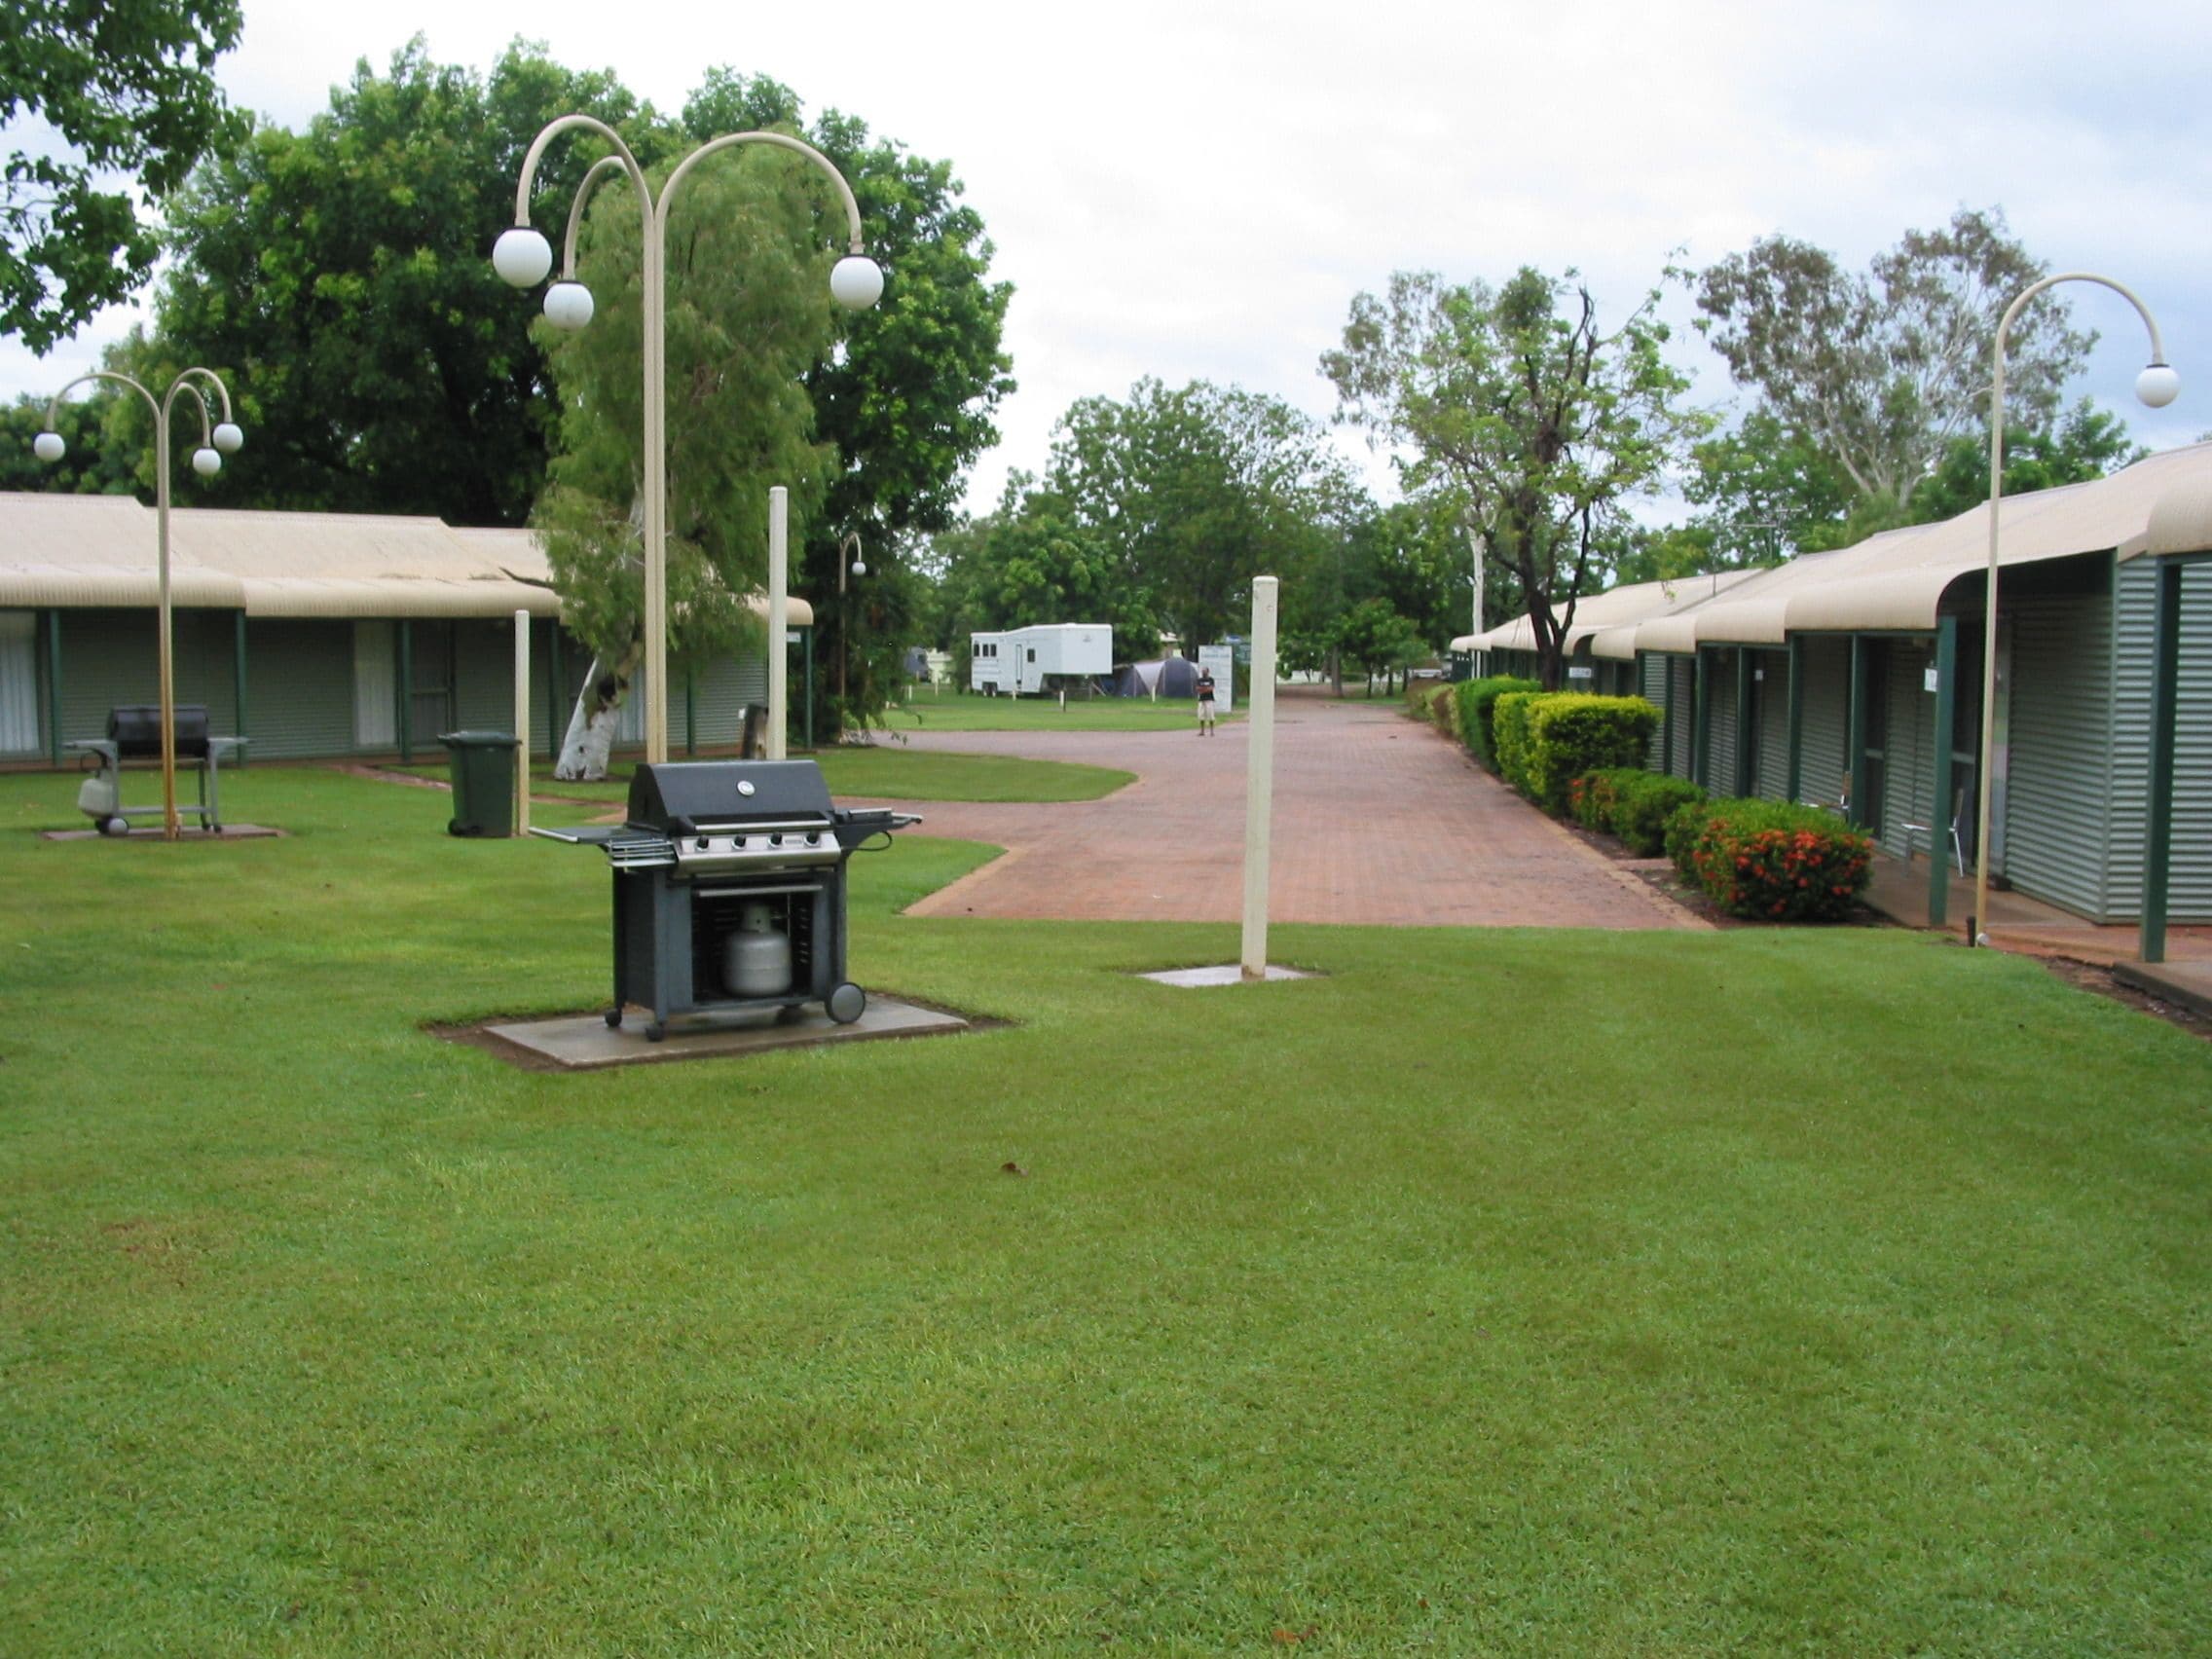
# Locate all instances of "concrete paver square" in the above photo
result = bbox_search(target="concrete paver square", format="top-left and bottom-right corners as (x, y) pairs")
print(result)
(472, 994), (970, 1070)
(1138, 964), (1315, 986)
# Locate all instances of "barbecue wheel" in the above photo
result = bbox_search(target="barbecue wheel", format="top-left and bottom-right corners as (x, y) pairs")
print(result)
(100, 816), (128, 836)
(645, 1020), (667, 1042)
(828, 981), (866, 1024)
(604, 1007), (622, 1028)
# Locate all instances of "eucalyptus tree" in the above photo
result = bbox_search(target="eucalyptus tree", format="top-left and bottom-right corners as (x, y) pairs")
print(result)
(1324, 266), (1708, 688)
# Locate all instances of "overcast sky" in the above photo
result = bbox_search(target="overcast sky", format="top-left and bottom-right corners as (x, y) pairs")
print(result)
(6, 0), (2208, 518)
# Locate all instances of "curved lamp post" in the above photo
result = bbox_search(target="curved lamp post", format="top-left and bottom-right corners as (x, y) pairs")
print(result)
(35, 369), (242, 839)
(1972, 274), (2177, 946)
(493, 117), (884, 764)
(837, 530), (866, 709)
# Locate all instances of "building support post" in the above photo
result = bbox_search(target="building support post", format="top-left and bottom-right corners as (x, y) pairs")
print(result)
(1848, 634), (1872, 831)
(397, 618), (414, 764)
(45, 608), (62, 764)
(1659, 655), (1675, 778)
(2141, 559), (2184, 965)
(1690, 648), (1708, 791)
(1734, 646), (1754, 798)
(233, 610), (248, 768)
(684, 669), (696, 757)
(1929, 616), (1958, 927)
(1785, 636), (1805, 805)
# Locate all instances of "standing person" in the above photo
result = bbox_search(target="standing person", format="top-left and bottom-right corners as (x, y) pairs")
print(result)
(1195, 664), (1218, 736)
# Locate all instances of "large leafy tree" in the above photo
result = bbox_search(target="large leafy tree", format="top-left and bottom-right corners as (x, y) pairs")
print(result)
(677, 72), (1014, 739)
(149, 40), (648, 527)
(1047, 378), (1361, 652)
(925, 473), (1161, 662)
(1323, 267), (1708, 688)
(1, 0), (246, 351)
(1691, 207), (2093, 518)
(1905, 396), (2144, 526)
(535, 144), (842, 774)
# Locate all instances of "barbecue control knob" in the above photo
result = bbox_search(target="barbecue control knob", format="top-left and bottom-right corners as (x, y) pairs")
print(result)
(695, 835), (710, 851)
(806, 831), (820, 845)
(769, 833), (784, 846)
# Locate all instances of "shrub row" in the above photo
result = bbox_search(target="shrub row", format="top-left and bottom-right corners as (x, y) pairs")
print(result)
(1665, 796), (1874, 922)
(1567, 767), (1710, 857)
(1493, 691), (1660, 814)
(1405, 680), (1457, 737)
(1452, 676), (1538, 772)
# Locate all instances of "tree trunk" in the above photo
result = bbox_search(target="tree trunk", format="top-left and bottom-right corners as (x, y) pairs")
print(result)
(553, 642), (643, 780)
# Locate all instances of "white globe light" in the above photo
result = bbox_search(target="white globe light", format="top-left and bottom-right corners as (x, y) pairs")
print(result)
(2136, 362), (2181, 409)
(492, 226), (554, 289)
(32, 430), (64, 462)
(830, 254), (884, 311)
(212, 421), (243, 454)
(851, 557), (867, 577)
(542, 280), (595, 331)
(192, 447), (221, 478)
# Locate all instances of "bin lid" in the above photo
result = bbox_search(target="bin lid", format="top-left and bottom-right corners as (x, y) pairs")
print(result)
(437, 730), (519, 748)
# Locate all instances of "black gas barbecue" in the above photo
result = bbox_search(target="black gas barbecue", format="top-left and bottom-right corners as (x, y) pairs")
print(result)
(66, 704), (247, 834)
(535, 759), (918, 1040)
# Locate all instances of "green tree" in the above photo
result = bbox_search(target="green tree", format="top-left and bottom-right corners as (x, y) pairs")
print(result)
(1049, 379), (1361, 651)
(1, 0), (246, 350)
(1691, 207), (2093, 518)
(536, 138), (844, 774)
(1333, 596), (1426, 695)
(678, 71), (1014, 740)
(148, 40), (649, 527)
(1905, 397), (2145, 524)
(1324, 267), (1708, 689)
(929, 477), (1158, 649)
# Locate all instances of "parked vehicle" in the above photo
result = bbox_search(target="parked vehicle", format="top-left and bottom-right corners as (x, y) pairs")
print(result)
(969, 624), (1114, 695)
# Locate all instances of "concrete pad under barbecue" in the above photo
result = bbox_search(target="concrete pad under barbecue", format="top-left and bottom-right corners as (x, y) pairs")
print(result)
(475, 994), (969, 1070)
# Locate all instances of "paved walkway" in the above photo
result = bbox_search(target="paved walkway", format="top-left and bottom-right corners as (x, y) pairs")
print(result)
(852, 696), (1702, 930)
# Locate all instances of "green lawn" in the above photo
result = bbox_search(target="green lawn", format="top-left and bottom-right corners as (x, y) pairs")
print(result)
(880, 687), (1232, 732)
(401, 748), (1132, 805)
(3, 766), (2207, 1655)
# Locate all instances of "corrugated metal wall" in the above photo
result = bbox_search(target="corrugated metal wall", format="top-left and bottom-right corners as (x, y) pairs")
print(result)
(2106, 560), (2212, 922)
(1799, 638), (1850, 811)
(1703, 652), (1738, 794)
(1640, 654), (1666, 768)
(1753, 649), (1790, 801)
(1876, 640), (1938, 859)
(1666, 657), (1694, 780)
(0, 610), (39, 755)
(2006, 590), (2115, 917)
(240, 619), (354, 757)
(58, 609), (240, 744)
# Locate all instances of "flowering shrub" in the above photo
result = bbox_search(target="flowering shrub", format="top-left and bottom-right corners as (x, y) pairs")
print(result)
(1668, 797), (1874, 922)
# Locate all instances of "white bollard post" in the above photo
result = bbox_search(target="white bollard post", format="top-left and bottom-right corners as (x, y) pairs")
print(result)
(1241, 575), (1279, 981)
(513, 608), (531, 837)
(767, 486), (788, 760)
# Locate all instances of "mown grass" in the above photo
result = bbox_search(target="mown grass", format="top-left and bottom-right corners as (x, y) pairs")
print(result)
(400, 747), (1133, 806)
(879, 688), (1231, 732)
(2, 766), (2207, 1655)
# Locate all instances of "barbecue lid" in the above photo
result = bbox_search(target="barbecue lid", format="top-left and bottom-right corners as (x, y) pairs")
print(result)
(628, 759), (834, 830)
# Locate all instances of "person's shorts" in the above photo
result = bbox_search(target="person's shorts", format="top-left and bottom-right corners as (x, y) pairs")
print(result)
(1198, 698), (1217, 719)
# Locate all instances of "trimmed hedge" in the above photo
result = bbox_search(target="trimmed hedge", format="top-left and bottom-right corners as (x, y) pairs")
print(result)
(1405, 680), (1457, 736)
(1613, 771), (1709, 857)
(1515, 694), (1662, 814)
(1452, 676), (1540, 772)
(1568, 766), (1641, 832)
(1492, 690), (1540, 793)
(1668, 797), (1875, 921)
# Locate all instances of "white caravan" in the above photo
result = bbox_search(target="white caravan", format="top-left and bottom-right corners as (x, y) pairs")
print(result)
(970, 624), (1114, 695)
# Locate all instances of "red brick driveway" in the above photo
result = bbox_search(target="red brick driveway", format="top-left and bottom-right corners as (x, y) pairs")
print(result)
(853, 694), (1702, 930)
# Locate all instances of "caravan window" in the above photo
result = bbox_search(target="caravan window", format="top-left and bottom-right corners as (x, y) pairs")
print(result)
(1026, 647), (1036, 663)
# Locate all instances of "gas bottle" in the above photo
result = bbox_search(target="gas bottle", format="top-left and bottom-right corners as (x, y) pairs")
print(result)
(722, 902), (793, 996)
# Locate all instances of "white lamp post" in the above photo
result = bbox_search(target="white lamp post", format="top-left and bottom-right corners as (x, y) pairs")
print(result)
(495, 119), (883, 765)
(34, 368), (242, 840)
(837, 530), (867, 710)
(1972, 275), (2176, 946)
